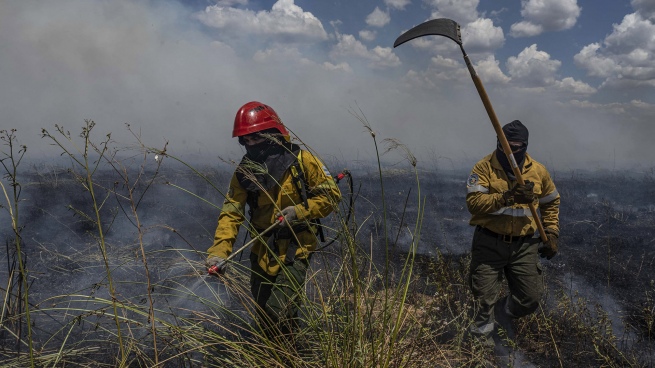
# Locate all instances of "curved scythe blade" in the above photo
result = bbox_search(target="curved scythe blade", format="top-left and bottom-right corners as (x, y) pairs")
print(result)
(391, 17), (550, 243)
(393, 18), (462, 48)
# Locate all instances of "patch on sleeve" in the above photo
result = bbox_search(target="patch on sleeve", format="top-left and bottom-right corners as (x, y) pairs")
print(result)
(227, 187), (234, 198)
(467, 173), (479, 187)
(322, 165), (331, 177)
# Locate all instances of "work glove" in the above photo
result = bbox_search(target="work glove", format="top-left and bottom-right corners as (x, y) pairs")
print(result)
(538, 228), (558, 260)
(503, 180), (535, 205)
(276, 206), (298, 227)
(207, 256), (227, 276)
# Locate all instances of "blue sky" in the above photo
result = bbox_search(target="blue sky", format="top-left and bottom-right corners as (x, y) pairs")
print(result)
(1, 0), (654, 170)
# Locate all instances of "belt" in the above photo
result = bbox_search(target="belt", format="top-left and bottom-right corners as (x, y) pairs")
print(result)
(476, 226), (532, 243)
(255, 224), (312, 240)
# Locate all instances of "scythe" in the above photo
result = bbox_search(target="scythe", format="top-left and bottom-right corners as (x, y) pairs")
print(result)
(394, 18), (548, 242)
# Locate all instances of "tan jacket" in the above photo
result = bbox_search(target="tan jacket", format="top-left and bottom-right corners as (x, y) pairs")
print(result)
(466, 152), (560, 237)
(208, 150), (341, 276)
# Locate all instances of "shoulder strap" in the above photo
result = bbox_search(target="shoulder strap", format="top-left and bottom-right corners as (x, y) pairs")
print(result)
(246, 191), (259, 218)
(290, 150), (309, 210)
(290, 151), (326, 242)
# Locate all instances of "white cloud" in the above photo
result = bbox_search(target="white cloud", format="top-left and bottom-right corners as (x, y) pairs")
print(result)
(573, 43), (618, 78)
(402, 69), (441, 89)
(505, 44), (596, 94)
(399, 55), (467, 89)
(405, 54), (508, 86)
(509, 21), (543, 37)
(475, 56), (511, 84)
(510, 0), (581, 37)
(330, 34), (400, 68)
(632, 0), (655, 20)
(370, 46), (401, 68)
(574, 12), (655, 89)
(554, 77), (597, 94)
(427, 0), (480, 24)
(385, 0), (411, 10)
(461, 18), (505, 54)
(196, 0), (328, 42)
(359, 30), (377, 41)
(506, 44), (560, 85)
(600, 76), (655, 90)
(430, 55), (462, 70)
(331, 34), (369, 59)
(366, 7), (390, 27)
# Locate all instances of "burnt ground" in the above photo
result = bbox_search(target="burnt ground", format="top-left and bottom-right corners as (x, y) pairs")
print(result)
(1, 161), (654, 366)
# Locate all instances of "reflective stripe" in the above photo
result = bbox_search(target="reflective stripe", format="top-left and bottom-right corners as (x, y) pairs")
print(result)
(467, 185), (489, 194)
(539, 189), (559, 204)
(315, 182), (337, 190)
(489, 207), (533, 217)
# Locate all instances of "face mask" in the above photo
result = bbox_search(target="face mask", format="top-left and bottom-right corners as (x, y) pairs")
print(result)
(511, 147), (526, 168)
(496, 141), (527, 178)
(245, 139), (284, 162)
(245, 140), (270, 160)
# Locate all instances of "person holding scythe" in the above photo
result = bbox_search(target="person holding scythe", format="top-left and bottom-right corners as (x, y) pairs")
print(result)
(391, 17), (561, 348)
(465, 120), (560, 345)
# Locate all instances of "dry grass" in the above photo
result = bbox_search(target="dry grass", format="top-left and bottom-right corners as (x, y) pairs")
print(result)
(2, 121), (655, 367)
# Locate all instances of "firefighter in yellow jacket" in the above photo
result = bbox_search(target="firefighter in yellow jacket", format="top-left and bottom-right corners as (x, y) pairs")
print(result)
(206, 101), (341, 335)
(466, 120), (560, 345)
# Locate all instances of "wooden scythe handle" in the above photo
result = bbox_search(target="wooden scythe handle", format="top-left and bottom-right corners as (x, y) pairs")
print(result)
(461, 47), (548, 243)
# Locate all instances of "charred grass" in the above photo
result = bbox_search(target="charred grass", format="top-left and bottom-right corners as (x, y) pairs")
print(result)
(1, 123), (655, 367)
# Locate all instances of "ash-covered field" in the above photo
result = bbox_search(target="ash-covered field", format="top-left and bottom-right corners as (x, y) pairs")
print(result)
(2, 160), (654, 364)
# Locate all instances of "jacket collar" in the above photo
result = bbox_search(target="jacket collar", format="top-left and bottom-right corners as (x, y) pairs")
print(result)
(489, 151), (533, 174)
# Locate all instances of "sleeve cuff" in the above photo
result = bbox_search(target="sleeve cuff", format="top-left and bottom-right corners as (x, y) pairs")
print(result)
(544, 227), (559, 237)
(294, 204), (310, 221)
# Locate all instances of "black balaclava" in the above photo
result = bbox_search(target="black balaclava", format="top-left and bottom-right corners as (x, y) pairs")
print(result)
(244, 139), (281, 162)
(495, 120), (529, 179)
(240, 129), (285, 162)
(236, 129), (300, 193)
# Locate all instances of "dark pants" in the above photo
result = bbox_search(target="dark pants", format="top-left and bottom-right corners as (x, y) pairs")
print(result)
(250, 251), (309, 336)
(468, 226), (543, 337)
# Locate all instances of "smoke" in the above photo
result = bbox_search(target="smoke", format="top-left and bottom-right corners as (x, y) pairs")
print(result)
(1, 0), (653, 177)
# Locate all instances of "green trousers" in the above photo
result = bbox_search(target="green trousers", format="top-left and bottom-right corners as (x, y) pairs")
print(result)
(250, 251), (309, 336)
(468, 226), (543, 337)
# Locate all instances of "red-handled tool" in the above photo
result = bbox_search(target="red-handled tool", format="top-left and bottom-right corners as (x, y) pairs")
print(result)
(207, 263), (224, 276)
(334, 170), (350, 184)
(208, 216), (284, 275)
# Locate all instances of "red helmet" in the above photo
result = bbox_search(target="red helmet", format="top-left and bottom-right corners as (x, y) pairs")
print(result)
(232, 101), (289, 138)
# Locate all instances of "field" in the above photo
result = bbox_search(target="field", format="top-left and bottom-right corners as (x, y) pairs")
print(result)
(1, 125), (654, 367)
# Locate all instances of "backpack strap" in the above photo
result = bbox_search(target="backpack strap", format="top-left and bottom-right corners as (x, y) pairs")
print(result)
(246, 191), (259, 218)
(290, 150), (309, 210)
(290, 151), (325, 242)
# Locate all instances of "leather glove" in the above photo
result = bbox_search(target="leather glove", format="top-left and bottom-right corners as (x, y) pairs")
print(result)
(276, 206), (297, 227)
(538, 229), (558, 260)
(207, 256), (227, 276)
(503, 180), (535, 205)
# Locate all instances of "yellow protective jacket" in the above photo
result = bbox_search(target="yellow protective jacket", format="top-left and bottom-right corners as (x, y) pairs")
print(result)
(466, 152), (560, 237)
(208, 149), (341, 276)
